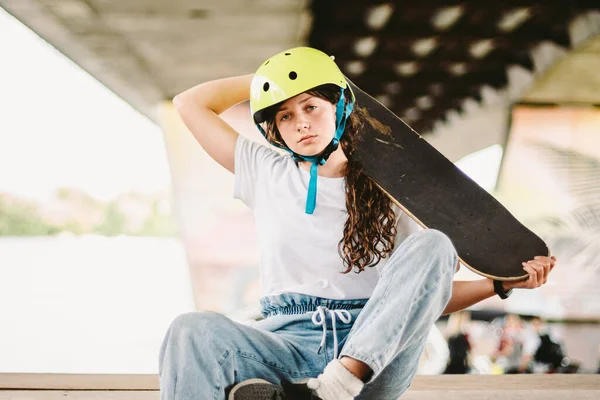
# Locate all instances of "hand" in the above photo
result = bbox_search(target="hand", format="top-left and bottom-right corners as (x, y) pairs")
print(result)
(503, 256), (557, 291)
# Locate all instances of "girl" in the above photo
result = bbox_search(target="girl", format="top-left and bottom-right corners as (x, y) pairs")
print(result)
(159, 47), (556, 400)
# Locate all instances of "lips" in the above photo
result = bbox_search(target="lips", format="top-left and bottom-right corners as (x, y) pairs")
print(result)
(298, 135), (316, 143)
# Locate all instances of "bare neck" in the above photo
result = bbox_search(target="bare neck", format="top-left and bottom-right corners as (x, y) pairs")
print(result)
(298, 146), (348, 178)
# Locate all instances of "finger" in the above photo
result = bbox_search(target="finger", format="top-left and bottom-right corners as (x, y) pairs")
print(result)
(530, 257), (554, 281)
(525, 262), (544, 286)
(542, 261), (551, 284)
(532, 263), (545, 286)
(528, 260), (548, 269)
(527, 261), (549, 280)
(531, 258), (553, 268)
(523, 263), (543, 287)
(522, 263), (536, 287)
(534, 256), (552, 265)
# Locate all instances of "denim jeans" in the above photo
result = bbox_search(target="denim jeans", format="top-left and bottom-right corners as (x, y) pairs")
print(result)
(159, 229), (457, 400)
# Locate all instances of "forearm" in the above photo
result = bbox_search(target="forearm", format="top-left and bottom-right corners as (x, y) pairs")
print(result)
(442, 279), (496, 315)
(173, 74), (254, 115)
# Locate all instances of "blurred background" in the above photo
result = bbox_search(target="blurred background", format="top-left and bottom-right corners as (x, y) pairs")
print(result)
(0, 0), (599, 377)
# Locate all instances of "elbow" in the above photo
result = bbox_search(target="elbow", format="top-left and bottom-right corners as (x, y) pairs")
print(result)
(173, 93), (201, 117)
(172, 94), (187, 110)
(173, 91), (209, 114)
(441, 302), (455, 316)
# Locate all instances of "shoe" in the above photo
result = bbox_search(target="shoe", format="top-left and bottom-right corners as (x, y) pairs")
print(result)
(228, 378), (322, 400)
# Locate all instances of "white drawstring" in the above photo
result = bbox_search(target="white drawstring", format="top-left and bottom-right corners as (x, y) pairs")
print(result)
(311, 306), (353, 359)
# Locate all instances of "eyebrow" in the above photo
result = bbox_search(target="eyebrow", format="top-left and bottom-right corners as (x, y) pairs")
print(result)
(277, 96), (311, 114)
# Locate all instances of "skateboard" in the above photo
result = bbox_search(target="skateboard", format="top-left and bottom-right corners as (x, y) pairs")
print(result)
(348, 80), (549, 281)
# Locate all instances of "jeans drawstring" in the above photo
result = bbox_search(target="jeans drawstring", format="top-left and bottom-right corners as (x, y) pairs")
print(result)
(311, 305), (352, 359)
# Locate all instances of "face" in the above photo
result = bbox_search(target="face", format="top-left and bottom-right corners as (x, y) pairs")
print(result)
(274, 92), (337, 156)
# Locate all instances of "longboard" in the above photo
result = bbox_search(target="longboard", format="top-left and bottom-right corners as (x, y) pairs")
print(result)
(348, 80), (549, 281)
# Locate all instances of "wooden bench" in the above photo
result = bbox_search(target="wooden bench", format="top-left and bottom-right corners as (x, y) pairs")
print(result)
(1, 373), (599, 399)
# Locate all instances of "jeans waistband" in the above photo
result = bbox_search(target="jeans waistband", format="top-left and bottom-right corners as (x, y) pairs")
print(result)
(259, 292), (368, 318)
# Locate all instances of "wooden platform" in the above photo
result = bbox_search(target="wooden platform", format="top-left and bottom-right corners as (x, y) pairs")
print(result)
(1, 373), (599, 399)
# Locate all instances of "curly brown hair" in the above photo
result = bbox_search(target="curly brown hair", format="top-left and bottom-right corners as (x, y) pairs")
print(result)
(261, 85), (397, 274)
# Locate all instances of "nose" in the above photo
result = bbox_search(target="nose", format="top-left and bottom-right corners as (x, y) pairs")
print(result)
(296, 120), (310, 132)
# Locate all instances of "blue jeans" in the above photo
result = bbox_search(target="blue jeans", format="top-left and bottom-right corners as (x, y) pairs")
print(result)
(159, 229), (457, 400)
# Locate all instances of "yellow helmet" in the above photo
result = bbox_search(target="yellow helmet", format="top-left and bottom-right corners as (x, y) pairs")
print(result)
(250, 47), (353, 124)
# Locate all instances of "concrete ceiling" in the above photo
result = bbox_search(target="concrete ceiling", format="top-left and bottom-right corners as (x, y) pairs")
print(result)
(308, 2), (600, 133)
(2, 1), (598, 127)
(0, 0), (310, 121)
(524, 32), (600, 105)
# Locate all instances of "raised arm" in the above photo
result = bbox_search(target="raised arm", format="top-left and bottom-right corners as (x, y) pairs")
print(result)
(172, 74), (253, 173)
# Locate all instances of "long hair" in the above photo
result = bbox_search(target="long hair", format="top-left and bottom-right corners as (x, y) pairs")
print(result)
(261, 84), (397, 273)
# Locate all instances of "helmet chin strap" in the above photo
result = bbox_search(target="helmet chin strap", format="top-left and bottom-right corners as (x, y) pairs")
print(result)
(255, 88), (354, 214)
(293, 138), (339, 214)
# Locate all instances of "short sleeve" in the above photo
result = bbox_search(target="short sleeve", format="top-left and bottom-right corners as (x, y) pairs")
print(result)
(234, 135), (282, 208)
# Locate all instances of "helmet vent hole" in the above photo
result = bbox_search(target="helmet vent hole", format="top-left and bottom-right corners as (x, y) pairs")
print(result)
(264, 60), (270, 66)
(285, 52), (291, 56)
(263, 82), (270, 91)
(289, 71), (298, 80)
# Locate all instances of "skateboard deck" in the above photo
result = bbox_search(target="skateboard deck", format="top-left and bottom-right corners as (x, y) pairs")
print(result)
(348, 80), (549, 281)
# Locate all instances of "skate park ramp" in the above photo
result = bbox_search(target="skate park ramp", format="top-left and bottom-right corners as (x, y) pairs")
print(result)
(0, 373), (599, 399)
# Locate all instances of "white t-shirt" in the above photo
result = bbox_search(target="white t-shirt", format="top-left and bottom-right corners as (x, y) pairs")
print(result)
(234, 135), (422, 299)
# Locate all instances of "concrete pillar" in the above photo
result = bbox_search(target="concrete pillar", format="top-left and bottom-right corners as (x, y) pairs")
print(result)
(156, 101), (260, 314)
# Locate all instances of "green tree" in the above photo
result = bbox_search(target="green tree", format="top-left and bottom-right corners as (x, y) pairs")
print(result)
(0, 196), (60, 236)
(94, 201), (127, 236)
(137, 200), (177, 237)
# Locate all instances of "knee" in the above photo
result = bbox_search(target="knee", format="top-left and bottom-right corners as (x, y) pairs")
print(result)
(160, 312), (235, 380)
(168, 311), (233, 344)
(416, 229), (453, 251)
(411, 229), (457, 271)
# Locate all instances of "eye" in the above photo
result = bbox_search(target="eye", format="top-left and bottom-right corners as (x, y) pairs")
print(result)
(306, 105), (317, 111)
(279, 113), (291, 122)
